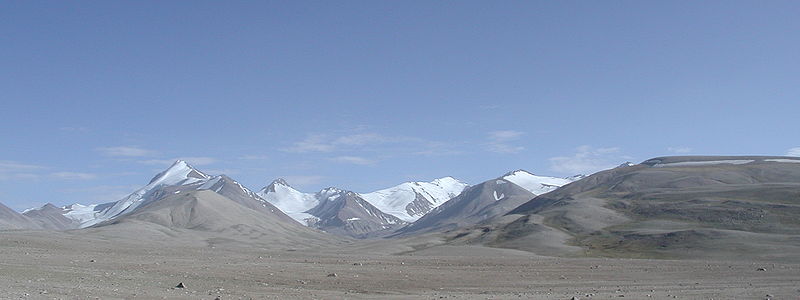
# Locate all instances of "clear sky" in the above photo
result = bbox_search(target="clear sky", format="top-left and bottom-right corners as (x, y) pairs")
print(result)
(1, 1), (799, 210)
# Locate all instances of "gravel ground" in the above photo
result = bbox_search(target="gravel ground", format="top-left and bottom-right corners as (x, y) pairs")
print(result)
(1, 231), (799, 300)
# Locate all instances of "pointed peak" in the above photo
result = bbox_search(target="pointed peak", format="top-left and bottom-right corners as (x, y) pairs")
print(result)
(167, 159), (193, 171)
(148, 159), (209, 185)
(262, 178), (294, 193)
(271, 178), (289, 186)
(617, 161), (636, 168)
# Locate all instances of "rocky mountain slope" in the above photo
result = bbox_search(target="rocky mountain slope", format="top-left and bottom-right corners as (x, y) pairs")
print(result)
(18, 161), (299, 230)
(396, 171), (577, 236)
(305, 187), (406, 238)
(100, 189), (338, 247)
(396, 178), (535, 235)
(0, 202), (40, 230)
(459, 156), (800, 260)
(21, 204), (78, 230)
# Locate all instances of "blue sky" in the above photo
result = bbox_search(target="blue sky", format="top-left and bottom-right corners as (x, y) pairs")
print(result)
(1, 1), (798, 210)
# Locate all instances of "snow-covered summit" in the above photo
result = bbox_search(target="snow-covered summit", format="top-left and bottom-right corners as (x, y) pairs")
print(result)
(256, 179), (319, 225)
(359, 177), (469, 222)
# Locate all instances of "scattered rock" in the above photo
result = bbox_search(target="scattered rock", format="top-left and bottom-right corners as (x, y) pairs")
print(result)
(353, 262), (363, 266)
(327, 273), (338, 277)
(175, 282), (186, 289)
(571, 297), (580, 300)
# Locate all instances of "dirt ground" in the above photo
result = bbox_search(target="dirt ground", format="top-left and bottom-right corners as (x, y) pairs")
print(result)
(1, 231), (798, 300)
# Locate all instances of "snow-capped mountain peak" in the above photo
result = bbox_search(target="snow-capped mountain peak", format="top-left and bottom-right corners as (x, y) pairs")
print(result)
(80, 160), (215, 228)
(147, 160), (209, 186)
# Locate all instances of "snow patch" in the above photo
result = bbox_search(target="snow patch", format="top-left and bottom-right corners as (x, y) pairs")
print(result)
(63, 203), (100, 224)
(493, 190), (505, 201)
(653, 160), (754, 167)
(197, 176), (222, 190)
(765, 159), (800, 163)
(502, 170), (573, 195)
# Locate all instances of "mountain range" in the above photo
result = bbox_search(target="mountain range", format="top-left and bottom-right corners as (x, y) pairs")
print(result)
(0, 160), (575, 238)
(255, 176), (471, 237)
(3, 155), (799, 260)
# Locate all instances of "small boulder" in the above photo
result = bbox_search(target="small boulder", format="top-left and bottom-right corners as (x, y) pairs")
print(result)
(175, 282), (186, 289)
(327, 273), (338, 277)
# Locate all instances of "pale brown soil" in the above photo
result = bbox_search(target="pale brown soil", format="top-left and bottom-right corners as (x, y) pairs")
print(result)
(1, 231), (799, 299)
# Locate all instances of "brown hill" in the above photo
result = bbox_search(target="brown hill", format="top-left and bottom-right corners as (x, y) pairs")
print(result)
(450, 156), (800, 260)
